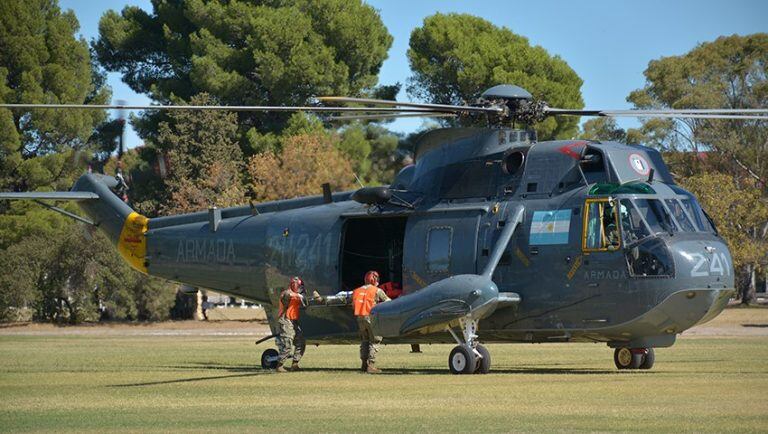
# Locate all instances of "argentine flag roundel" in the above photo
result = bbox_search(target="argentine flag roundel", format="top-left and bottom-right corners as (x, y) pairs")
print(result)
(529, 209), (571, 245)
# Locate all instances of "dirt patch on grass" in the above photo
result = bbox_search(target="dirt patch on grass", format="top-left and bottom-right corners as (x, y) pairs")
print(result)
(2, 306), (767, 338)
(0, 319), (271, 337)
(682, 306), (768, 337)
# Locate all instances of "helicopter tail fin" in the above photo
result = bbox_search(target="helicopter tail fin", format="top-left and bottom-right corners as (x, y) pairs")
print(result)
(0, 173), (149, 273)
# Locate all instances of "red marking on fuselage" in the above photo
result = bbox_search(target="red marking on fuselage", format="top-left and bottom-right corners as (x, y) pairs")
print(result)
(123, 237), (142, 244)
(558, 141), (587, 159)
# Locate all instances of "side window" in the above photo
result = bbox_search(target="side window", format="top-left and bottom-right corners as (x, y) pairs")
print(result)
(619, 199), (651, 244)
(580, 148), (608, 184)
(426, 226), (452, 273)
(583, 199), (621, 252)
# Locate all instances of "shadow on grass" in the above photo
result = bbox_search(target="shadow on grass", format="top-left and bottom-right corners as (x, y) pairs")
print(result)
(108, 362), (360, 387)
(109, 361), (631, 386)
(379, 366), (621, 375)
(109, 371), (267, 387)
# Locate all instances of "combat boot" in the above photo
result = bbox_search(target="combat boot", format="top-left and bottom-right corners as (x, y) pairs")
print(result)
(366, 362), (381, 374)
(290, 361), (301, 372)
(360, 360), (368, 372)
(275, 363), (288, 373)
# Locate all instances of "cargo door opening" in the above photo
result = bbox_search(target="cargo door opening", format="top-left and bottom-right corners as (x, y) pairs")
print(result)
(340, 217), (407, 298)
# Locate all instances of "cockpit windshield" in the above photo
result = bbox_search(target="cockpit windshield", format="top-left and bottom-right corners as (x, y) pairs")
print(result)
(634, 198), (677, 234)
(583, 194), (716, 254)
(664, 199), (696, 232)
(616, 196), (716, 240)
(680, 197), (714, 232)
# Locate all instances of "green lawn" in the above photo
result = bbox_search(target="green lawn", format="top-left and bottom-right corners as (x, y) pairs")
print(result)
(0, 333), (766, 432)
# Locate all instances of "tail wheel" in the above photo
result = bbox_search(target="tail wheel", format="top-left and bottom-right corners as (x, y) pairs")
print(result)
(261, 348), (279, 369)
(474, 344), (491, 374)
(614, 347), (643, 370)
(449, 346), (477, 374)
(639, 348), (655, 369)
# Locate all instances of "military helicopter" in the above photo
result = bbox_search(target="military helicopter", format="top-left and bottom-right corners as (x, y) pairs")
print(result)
(2, 84), (767, 374)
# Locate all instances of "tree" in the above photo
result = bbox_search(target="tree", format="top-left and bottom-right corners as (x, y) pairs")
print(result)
(0, 1), (128, 320)
(627, 34), (768, 181)
(94, 0), (393, 154)
(578, 118), (628, 143)
(406, 13), (584, 140)
(0, 0), (113, 250)
(247, 133), (356, 202)
(157, 95), (245, 214)
(0, 224), (174, 324)
(0, 227), (176, 323)
(126, 94), (246, 215)
(628, 34), (768, 303)
(339, 123), (401, 184)
(680, 173), (768, 304)
(0, 0), (110, 191)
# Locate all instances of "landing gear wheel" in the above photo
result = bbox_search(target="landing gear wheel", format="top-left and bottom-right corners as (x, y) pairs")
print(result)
(261, 348), (279, 370)
(639, 348), (655, 370)
(474, 344), (491, 374)
(614, 347), (642, 370)
(449, 346), (477, 374)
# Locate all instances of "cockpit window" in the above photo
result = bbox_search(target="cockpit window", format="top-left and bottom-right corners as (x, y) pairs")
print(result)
(627, 237), (674, 277)
(583, 199), (621, 251)
(664, 199), (696, 232)
(619, 199), (650, 244)
(634, 199), (677, 234)
(680, 198), (713, 232)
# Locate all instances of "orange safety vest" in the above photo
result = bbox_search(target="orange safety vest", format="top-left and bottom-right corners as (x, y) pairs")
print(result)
(278, 291), (302, 320)
(352, 284), (379, 316)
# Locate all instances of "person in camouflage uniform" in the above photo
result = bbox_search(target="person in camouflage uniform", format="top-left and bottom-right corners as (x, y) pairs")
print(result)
(352, 271), (390, 374)
(275, 277), (307, 372)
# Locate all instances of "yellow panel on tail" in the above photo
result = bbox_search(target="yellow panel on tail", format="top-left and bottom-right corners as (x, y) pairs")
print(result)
(117, 212), (149, 273)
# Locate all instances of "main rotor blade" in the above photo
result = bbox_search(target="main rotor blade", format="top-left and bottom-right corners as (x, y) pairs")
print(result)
(326, 112), (457, 121)
(603, 113), (768, 120)
(318, 96), (503, 114)
(547, 107), (768, 118)
(0, 103), (440, 114)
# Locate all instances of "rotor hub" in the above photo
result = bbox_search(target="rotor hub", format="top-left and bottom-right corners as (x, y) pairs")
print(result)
(474, 85), (548, 126)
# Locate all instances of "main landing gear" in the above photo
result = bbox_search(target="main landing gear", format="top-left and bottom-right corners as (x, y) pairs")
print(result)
(447, 316), (491, 374)
(613, 347), (655, 370)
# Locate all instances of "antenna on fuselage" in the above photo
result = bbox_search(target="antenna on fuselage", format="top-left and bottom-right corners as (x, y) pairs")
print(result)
(353, 173), (365, 188)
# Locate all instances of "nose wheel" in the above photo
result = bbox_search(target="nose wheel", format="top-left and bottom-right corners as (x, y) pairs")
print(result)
(614, 347), (655, 370)
(447, 317), (491, 374)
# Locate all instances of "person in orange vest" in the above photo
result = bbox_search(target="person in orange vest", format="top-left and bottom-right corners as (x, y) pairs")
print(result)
(275, 276), (307, 372)
(352, 270), (390, 374)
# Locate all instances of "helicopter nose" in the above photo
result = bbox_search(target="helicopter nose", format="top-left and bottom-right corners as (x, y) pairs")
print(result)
(669, 237), (735, 326)
(670, 238), (734, 289)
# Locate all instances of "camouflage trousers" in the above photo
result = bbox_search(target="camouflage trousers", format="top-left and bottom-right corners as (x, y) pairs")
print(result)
(356, 316), (382, 364)
(277, 317), (306, 364)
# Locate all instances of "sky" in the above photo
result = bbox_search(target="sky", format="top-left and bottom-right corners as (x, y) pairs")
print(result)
(60, 0), (768, 149)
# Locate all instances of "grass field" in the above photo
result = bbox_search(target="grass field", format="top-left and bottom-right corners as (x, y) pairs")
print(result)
(1, 311), (767, 432)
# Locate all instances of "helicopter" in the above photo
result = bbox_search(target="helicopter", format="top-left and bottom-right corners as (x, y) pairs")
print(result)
(2, 84), (767, 374)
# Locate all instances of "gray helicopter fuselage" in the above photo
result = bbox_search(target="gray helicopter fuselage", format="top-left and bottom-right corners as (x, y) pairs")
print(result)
(140, 128), (734, 349)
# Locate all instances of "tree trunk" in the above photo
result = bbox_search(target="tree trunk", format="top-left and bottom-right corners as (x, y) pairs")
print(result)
(59, 297), (77, 324)
(740, 264), (757, 305)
